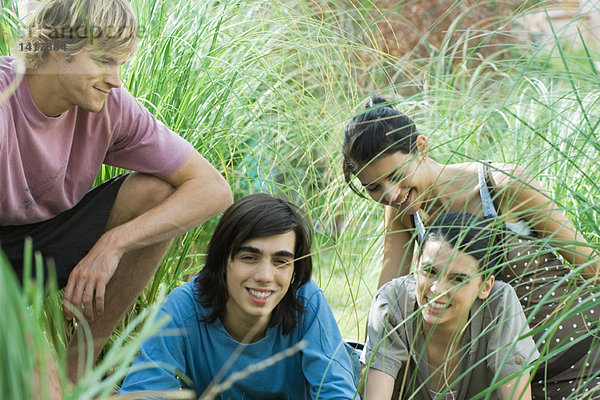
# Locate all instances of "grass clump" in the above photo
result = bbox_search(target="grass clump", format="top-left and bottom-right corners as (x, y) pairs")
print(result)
(1, 0), (599, 398)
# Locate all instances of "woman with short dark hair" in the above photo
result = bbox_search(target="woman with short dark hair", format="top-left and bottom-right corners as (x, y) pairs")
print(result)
(362, 212), (538, 399)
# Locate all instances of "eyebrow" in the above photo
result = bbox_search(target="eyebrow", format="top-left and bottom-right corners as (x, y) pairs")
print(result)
(422, 263), (472, 280)
(237, 246), (294, 259)
(96, 55), (119, 64)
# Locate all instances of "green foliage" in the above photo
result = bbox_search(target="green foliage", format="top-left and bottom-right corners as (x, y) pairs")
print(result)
(0, 246), (168, 400)
(2, 0), (600, 398)
(0, 247), (40, 400)
(0, 0), (21, 55)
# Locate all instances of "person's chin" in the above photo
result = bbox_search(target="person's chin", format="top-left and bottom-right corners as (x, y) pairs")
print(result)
(245, 304), (276, 320)
(80, 101), (105, 113)
(423, 305), (449, 323)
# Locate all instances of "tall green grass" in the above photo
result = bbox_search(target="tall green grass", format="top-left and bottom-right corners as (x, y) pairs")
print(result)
(0, 0), (21, 55)
(0, 245), (168, 400)
(2, 0), (600, 398)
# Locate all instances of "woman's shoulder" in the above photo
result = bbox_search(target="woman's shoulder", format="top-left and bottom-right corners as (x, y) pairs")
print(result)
(375, 275), (417, 311)
(379, 274), (414, 292)
(489, 280), (515, 295)
(365, 276), (418, 340)
(483, 281), (522, 313)
(486, 162), (532, 190)
(483, 161), (552, 224)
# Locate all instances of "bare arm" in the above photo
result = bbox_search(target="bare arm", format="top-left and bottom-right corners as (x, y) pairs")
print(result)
(102, 150), (232, 248)
(498, 373), (532, 400)
(380, 206), (415, 288)
(363, 367), (395, 400)
(63, 150), (233, 319)
(495, 165), (599, 281)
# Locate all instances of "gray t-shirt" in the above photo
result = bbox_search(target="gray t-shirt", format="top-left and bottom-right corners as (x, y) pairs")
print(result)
(361, 275), (539, 400)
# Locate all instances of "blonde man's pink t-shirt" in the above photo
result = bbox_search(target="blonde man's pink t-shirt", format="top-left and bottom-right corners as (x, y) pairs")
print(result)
(0, 57), (194, 225)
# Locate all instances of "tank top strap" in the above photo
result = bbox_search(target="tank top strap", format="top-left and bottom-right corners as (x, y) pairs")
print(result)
(413, 211), (426, 244)
(478, 161), (498, 219)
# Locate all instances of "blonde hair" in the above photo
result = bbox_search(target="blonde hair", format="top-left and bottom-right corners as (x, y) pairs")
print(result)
(18, 0), (138, 70)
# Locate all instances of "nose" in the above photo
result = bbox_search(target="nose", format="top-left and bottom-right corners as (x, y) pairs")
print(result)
(254, 261), (275, 283)
(430, 276), (455, 297)
(429, 276), (450, 293)
(104, 64), (122, 88)
(430, 279), (440, 294)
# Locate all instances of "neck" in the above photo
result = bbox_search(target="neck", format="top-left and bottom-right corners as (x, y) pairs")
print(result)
(221, 311), (271, 343)
(421, 162), (479, 215)
(27, 66), (71, 117)
(422, 314), (468, 348)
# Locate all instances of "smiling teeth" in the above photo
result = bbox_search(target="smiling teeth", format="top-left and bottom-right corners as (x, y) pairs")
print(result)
(426, 297), (447, 310)
(391, 191), (410, 208)
(428, 302), (446, 310)
(400, 190), (409, 205)
(249, 289), (271, 299)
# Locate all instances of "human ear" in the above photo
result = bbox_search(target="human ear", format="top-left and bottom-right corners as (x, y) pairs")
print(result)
(415, 135), (429, 160)
(477, 275), (495, 300)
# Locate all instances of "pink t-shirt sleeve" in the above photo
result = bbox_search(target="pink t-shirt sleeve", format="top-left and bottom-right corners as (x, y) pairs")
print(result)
(0, 57), (15, 152)
(1, 58), (197, 225)
(103, 87), (194, 179)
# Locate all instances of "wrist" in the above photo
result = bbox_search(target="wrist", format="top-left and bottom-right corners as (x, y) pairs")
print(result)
(99, 225), (130, 255)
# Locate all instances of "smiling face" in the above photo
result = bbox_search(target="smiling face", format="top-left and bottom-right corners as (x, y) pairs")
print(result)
(356, 150), (426, 213)
(223, 231), (296, 339)
(415, 239), (494, 331)
(53, 48), (123, 114)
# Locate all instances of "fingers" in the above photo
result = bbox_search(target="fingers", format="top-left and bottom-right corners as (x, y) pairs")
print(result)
(82, 280), (96, 321)
(63, 275), (77, 321)
(63, 268), (108, 321)
(95, 281), (106, 316)
(63, 270), (90, 321)
(61, 240), (121, 322)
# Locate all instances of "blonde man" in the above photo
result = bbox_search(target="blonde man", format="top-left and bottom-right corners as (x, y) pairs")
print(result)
(0, 0), (232, 382)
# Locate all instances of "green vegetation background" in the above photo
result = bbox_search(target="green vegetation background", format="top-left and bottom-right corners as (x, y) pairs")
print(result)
(1, 0), (599, 398)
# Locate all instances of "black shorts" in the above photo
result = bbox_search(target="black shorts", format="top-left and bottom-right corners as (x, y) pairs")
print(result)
(0, 174), (128, 288)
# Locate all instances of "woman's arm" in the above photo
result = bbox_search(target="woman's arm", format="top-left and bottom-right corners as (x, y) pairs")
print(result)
(381, 206), (415, 287)
(498, 373), (532, 400)
(494, 164), (599, 281)
(363, 367), (395, 400)
(361, 280), (411, 400)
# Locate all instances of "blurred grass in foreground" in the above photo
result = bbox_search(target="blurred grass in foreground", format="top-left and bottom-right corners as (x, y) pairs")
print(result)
(1, 0), (599, 398)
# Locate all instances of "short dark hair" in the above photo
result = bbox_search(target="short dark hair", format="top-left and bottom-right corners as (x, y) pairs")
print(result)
(418, 212), (504, 277)
(342, 96), (421, 195)
(195, 193), (313, 334)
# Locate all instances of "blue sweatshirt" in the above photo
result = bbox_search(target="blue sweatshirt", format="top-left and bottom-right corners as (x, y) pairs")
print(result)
(119, 278), (358, 399)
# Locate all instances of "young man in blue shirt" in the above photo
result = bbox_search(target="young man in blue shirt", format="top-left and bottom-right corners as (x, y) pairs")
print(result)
(120, 194), (359, 399)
